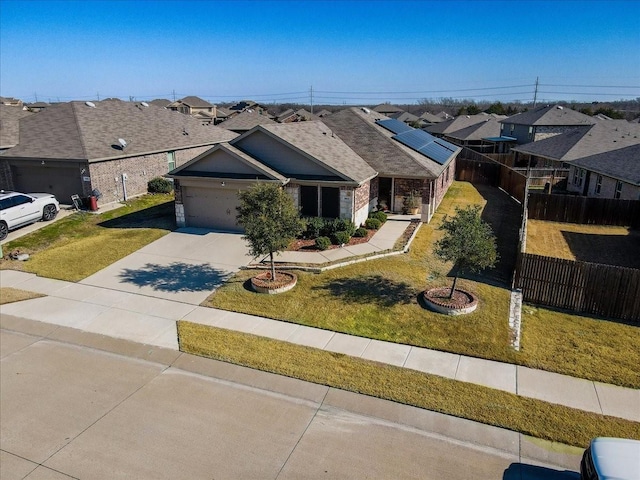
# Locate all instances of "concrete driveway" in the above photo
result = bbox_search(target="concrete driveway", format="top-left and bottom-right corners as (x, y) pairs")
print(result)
(80, 228), (253, 305)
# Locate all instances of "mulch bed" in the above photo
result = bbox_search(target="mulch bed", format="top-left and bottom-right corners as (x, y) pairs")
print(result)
(251, 271), (297, 289)
(287, 219), (419, 252)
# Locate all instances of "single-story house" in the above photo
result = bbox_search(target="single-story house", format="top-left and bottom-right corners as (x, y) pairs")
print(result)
(567, 143), (640, 199)
(167, 121), (377, 231)
(372, 104), (404, 116)
(425, 114), (507, 153)
(0, 100), (237, 204)
(322, 107), (460, 222)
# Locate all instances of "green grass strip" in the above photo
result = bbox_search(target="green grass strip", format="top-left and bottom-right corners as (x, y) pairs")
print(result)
(178, 321), (640, 449)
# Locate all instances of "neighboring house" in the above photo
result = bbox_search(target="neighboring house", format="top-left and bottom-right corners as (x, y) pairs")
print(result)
(0, 104), (33, 152)
(567, 144), (640, 200)
(444, 117), (508, 153)
(373, 104), (404, 116)
(227, 100), (274, 118)
(149, 99), (172, 108)
(511, 121), (640, 170)
(167, 96), (217, 117)
(25, 102), (50, 112)
(389, 111), (421, 126)
(295, 109), (319, 121)
(419, 112), (446, 125)
(498, 104), (595, 145)
(167, 121), (377, 231)
(0, 100), (237, 204)
(218, 110), (277, 133)
(322, 107), (460, 222)
(276, 109), (297, 123)
(315, 109), (332, 118)
(0, 97), (23, 107)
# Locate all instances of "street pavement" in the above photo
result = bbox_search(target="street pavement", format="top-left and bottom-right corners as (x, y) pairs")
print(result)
(0, 325), (583, 479)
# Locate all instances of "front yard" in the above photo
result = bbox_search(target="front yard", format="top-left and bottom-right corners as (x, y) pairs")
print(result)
(205, 182), (640, 389)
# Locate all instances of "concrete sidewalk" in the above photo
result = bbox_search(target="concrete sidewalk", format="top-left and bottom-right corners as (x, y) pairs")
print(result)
(1, 269), (638, 423)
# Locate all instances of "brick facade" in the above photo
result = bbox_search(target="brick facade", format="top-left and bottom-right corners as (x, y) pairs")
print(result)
(88, 145), (210, 204)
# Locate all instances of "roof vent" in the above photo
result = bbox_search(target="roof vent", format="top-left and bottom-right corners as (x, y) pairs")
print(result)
(556, 105), (564, 110)
(361, 107), (371, 114)
(117, 138), (128, 149)
(141, 102), (149, 107)
(85, 101), (96, 108)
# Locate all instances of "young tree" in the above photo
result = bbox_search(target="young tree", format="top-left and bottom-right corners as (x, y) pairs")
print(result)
(433, 205), (498, 298)
(236, 183), (304, 281)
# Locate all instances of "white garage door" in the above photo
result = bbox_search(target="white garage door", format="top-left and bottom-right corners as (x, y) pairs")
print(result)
(183, 186), (243, 232)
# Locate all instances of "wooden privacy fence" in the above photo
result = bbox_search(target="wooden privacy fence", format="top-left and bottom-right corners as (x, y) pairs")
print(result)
(456, 149), (527, 203)
(528, 193), (640, 227)
(514, 253), (640, 322)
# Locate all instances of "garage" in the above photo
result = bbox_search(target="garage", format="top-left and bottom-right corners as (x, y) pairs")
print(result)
(11, 164), (82, 205)
(182, 185), (243, 231)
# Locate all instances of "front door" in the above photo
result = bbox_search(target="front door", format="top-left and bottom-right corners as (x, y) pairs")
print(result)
(378, 177), (392, 211)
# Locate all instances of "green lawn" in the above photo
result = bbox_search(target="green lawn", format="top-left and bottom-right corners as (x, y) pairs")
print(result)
(205, 182), (640, 388)
(0, 194), (175, 282)
(178, 321), (640, 449)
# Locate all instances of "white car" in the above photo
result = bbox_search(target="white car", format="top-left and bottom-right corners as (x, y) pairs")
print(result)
(0, 191), (60, 240)
(580, 437), (640, 480)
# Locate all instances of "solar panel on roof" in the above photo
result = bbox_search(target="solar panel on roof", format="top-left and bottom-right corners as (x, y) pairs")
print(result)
(376, 118), (413, 135)
(417, 143), (452, 165)
(434, 138), (458, 152)
(395, 130), (430, 150)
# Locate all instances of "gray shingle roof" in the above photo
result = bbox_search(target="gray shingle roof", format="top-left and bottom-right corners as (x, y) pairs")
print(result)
(572, 144), (640, 186)
(0, 104), (33, 149)
(176, 96), (214, 108)
(322, 107), (455, 178)
(444, 117), (503, 142)
(425, 113), (500, 135)
(2, 100), (237, 161)
(500, 104), (596, 127)
(219, 110), (277, 132)
(512, 122), (640, 162)
(253, 121), (377, 184)
(373, 104), (403, 114)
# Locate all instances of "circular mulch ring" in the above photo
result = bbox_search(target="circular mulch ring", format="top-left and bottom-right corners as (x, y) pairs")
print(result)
(422, 287), (478, 315)
(251, 271), (297, 294)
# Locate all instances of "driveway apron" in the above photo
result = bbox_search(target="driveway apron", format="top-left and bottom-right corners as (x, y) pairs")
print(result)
(79, 228), (253, 305)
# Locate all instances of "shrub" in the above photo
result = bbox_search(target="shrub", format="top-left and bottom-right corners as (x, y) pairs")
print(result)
(332, 218), (356, 236)
(315, 236), (332, 250)
(369, 211), (387, 224)
(332, 230), (351, 245)
(302, 217), (325, 238)
(365, 218), (382, 230)
(354, 227), (368, 238)
(147, 177), (173, 194)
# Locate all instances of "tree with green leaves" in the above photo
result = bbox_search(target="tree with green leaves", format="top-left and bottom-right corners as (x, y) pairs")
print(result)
(433, 205), (498, 298)
(236, 183), (304, 281)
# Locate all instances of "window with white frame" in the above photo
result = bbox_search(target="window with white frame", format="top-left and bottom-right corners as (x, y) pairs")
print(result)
(167, 151), (176, 171)
(595, 175), (602, 195)
(615, 180), (623, 199)
(573, 168), (585, 187)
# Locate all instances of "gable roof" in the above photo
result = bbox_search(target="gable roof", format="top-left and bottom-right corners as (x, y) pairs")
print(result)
(219, 110), (277, 132)
(322, 107), (458, 178)
(149, 99), (172, 108)
(425, 113), (502, 135)
(2, 100), (237, 161)
(175, 96), (214, 108)
(373, 104), (403, 115)
(168, 142), (288, 183)
(445, 117), (503, 142)
(572, 144), (640, 186)
(419, 112), (444, 123)
(512, 122), (640, 162)
(244, 121), (377, 184)
(500, 104), (596, 127)
(0, 104), (33, 149)
(390, 111), (420, 123)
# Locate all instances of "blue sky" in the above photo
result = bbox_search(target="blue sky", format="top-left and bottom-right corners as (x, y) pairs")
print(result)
(1, 0), (639, 105)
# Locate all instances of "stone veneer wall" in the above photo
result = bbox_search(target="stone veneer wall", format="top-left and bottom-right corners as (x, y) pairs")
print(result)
(88, 145), (211, 205)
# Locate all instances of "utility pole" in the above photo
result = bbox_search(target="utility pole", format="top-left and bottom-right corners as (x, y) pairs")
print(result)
(34, 92), (38, 102)
(533, 77), (539, 108)
(310, 85), (314, 114)
(172, 89), (176, 101)
(97, 92), (100, 101)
